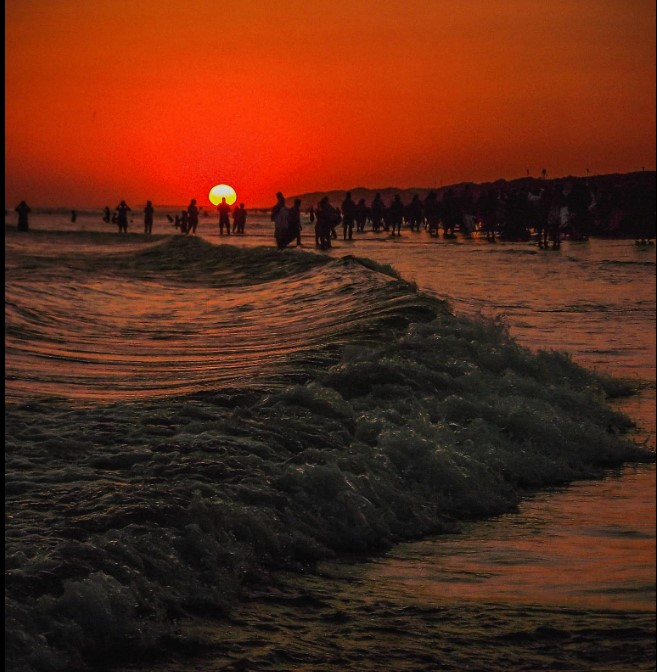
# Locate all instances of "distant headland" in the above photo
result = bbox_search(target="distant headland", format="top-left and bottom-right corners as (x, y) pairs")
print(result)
(283, 170), (655, 213)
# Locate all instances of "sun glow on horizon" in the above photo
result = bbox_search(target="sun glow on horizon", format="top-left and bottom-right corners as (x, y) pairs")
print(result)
(209, 184), (237, 206)
(4, 2), (655, 208)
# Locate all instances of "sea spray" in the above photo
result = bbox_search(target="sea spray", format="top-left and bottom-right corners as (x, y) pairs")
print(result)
(5, 238), (654, 672)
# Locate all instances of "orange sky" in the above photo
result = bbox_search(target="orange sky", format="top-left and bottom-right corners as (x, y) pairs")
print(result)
(5, 0), (656, 208)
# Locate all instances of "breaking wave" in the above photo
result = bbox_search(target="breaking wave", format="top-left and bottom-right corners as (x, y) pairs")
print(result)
(5, 233), (654, 671)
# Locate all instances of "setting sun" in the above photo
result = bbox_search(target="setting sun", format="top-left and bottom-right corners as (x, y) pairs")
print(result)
(209, 184), (237, 206)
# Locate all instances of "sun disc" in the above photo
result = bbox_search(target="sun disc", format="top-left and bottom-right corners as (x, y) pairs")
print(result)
(209, 184), (237, 206)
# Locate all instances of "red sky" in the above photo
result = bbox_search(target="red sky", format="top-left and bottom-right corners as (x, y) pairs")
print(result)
(5, 0), (656, 208)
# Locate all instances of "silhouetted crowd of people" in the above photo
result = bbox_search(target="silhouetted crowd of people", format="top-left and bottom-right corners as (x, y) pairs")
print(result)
(10, 176), (654, 248)
(170, 198), (247, 237)
(271, 178), (656, 250)
(82, 198), (250, 237)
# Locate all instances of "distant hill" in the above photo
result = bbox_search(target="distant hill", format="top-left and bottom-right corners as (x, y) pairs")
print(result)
(279, 171), (655, 211)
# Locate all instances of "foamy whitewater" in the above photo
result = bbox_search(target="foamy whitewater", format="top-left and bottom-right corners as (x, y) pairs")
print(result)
(5, 210), (656, 671)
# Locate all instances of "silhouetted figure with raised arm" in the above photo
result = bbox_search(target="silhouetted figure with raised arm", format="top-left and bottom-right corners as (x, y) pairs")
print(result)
(187, 199), (199, 235)
(389, 194), (404, 236)
(116, 200), (130, 233)
(341, 191), (356, 240)
(217, 198), (231, 236)
(15, 201), (30, 232)
(144, 200), (154, 234)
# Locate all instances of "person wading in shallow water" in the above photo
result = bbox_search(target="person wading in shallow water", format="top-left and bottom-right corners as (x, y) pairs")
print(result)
(315, 196), (336, 250)
(187, 199), (199, 235)
(218, 198), (231, 236)
(408, 194), (423, 232)
(144, 200), (154, 234)
(341, 191), (356, 241)
(389, 194), (404, 236)
(288, 198), (303, 246)
(370, 192), (385, 232)
(479, 189), (498, 244)
(424, 191), (440, 238)
(115, 200), (130, 233)
(232, 203), (247, 234)
(15, 201), (31, 232)
(356, 198), (368, 233)
(271, 192), (290, 249)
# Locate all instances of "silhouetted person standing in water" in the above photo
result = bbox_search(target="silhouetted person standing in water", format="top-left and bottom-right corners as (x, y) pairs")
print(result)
(408, 194), (423, 232)
(567, 181), (592, 241)
(315, 196), (335, 250)
(232, 203), (247, 234)
(356, 198), (368, 233)
(187, 199), (199, 235)
(330, 207), (340, 240)
(460, 185), (475, 238)
(71, 209), (77, 223)
(231, 204), (241, 234)
(370, 193), (385, 232)
(144, 200), (154, 234)
(271, 192), (290, 248)
(179, 210), (189, 234)
(309, 206), (319, 246)
(287, 198), (303, 246)
(423, 191), (440, 237)
(217, 198), (231, 236)
(341, 192), (356, 240)
(547, 185), (565, 249)
(15, 201), (30, 232)
(102, 206), (111, 223)
(480, 189), (498, 243)
(441, 189), (460, 239)
(116, 200), (130, 233)
(389, 194), (404, 236)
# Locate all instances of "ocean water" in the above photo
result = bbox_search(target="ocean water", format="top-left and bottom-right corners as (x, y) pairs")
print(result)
(5, 210), (656, 672)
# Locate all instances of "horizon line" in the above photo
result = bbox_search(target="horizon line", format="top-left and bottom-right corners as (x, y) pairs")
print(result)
(5, 169), (654, 211)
